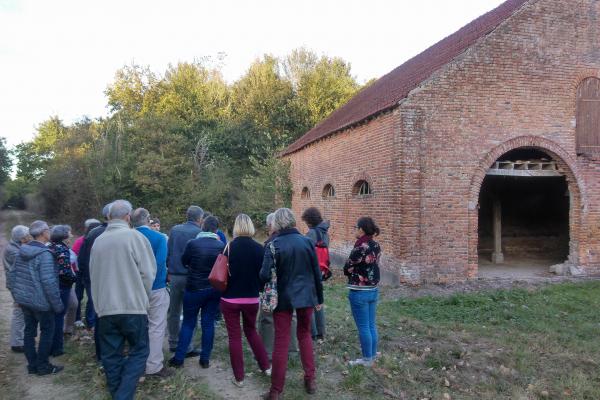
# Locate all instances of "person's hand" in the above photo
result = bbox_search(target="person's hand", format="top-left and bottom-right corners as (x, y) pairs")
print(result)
(315, 304), (323, 311)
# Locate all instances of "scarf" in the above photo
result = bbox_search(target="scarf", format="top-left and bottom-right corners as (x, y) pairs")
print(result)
(354, 234), (372, 248)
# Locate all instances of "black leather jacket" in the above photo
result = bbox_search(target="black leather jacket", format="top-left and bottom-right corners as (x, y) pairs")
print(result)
(260, 228), (323, 311)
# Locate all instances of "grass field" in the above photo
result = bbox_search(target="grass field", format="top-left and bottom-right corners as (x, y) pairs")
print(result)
(51, 278), (600, 400)
(4, 211), (599, 399)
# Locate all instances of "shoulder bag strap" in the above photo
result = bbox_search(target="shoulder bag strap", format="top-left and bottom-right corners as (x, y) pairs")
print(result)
(314, 228), (322, 244)
(269, 241), (277, 277)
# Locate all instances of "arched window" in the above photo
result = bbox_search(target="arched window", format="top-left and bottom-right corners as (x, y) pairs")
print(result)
(576, 77), (600, 155)
(301, 187), (311, 200)
(353, 180), (372, 196)
(322, 184), (335, 199)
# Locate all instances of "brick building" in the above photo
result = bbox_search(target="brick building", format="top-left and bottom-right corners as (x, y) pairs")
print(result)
(282, 0), (600, 283)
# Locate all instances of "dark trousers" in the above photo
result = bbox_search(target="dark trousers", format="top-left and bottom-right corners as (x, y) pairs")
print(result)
(79, 277), (96, 328)
(221, 300), (270, 381)
(271, 307), (316, 394)
(52, 286), (71, 354)
(75, 275), (84, 321)
(98, 314), (149, 400)
(311, 307), (326, 339)
(174, 288), (220, 363)
(22, 306), (55, 373)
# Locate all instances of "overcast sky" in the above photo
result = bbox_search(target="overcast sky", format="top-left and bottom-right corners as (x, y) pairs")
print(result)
(0, 0), (505, 148)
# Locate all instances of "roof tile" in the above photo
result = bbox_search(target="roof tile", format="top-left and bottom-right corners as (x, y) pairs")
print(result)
(282, 0), (530, 156)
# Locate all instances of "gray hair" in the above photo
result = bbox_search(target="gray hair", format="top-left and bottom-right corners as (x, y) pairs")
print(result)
(131, 208), (150, 228)
(29, 220), (50, 238)
(102, 203), (113, 219)
(186, 206), (204, 222)
(11, 225), (29, 243)
(272, 208), (296, 231)
(50, 225), (71, 243)
(109, 200), (133, 220)
(266, 213), (276, 229)
(84, 219), (101, 229)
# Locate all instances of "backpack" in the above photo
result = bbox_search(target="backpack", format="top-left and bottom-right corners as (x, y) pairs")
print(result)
(50, 243), (77, 285)
(314, 229), (332, 281)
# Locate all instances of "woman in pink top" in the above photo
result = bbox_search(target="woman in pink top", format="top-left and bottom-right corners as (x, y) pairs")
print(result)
(220, 214), (271, 387)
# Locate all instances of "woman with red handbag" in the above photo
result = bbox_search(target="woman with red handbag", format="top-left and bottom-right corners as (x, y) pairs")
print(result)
(221, 214), (271, 388)
(168, 216), (224, 369)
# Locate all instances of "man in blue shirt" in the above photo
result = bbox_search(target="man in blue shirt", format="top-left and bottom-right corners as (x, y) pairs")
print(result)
(132, 208), (172, 378)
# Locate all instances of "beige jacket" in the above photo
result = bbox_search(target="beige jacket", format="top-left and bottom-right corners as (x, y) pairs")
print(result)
(90, 219), (156, 317)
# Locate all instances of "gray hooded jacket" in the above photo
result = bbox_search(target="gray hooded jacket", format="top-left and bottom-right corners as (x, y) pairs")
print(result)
(12, 242), (63, 313)
(306, 221), (331, 248)
(3, 240), (20, 292)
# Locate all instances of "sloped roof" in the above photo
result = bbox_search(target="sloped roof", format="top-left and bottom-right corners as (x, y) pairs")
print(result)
(282, 0), (530, 156)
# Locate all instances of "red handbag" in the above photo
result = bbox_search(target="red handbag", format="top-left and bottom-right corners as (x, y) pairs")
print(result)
(209, 243), (230, 292)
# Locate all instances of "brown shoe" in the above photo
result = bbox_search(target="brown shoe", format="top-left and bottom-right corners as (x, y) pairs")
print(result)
(146, 367), (175, 379)
(262, 390), (281, 400)
(304, 379), (317, 394)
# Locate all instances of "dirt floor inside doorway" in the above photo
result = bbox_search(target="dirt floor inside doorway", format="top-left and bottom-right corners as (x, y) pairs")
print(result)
(478, 255), (560, 279)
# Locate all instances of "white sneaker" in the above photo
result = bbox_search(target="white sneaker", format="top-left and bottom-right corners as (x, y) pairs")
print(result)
(262, 367), (272, 377)
(74, 321), (85, 328)
(349, 358), (373, 367)
(231, 376), (244, 388)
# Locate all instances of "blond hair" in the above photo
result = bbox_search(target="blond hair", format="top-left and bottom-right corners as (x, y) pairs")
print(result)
(233, 214), (255, 238)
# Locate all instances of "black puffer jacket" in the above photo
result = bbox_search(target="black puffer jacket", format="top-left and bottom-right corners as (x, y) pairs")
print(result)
(260, 228), (323, 311)
(181, 233), (225, 291)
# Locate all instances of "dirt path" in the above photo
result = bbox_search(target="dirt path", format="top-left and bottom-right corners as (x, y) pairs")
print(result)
(0, 212), (84, 400)
(0, 211), (268, 400)
(183, 351), (266, 399)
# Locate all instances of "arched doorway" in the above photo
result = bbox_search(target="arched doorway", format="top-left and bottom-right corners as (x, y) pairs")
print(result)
(478, 148), (569, 277)
(468, 137), (583, 279)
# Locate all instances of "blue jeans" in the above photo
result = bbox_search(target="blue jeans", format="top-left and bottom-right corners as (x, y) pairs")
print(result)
(174, 288), (221, 363)
(98, 314), (149, 400)
(348, 289), (379, 360)
(52, 286), (72, 354)
(311, 307), (326, 338)
(22, 306), (55, 373)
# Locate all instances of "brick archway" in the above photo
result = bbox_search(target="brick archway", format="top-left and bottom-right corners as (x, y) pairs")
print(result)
(467, 136), (585, 277)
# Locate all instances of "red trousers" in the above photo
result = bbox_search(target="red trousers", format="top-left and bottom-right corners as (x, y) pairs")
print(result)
(271, 307), (315, 394)
(220, 300), (270, 381)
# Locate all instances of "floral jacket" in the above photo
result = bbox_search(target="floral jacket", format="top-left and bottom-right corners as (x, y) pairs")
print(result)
(49, 241), (77, 288)
(343, 236), (381, 289)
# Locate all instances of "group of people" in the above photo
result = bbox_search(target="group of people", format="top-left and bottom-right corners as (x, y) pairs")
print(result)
(3, 200), (382, 400)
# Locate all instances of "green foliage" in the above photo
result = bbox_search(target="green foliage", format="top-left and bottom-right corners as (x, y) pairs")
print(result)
(10, 49), (365, 230)
(296, 55), (359, 126)
(0, 137), (12, 187)
(2, 177), (33, 209)
(241, 155), (293, 224)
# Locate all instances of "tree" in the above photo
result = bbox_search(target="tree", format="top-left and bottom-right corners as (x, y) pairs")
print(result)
(8, 49), (359, 230)
(105, 64), (157, 120)
(295, 56), (360, 126)
(0, 137), (12, 186)
(153, 61), (229, 126)
(241, 155), (292, 225)
(230, 56), (303, 147)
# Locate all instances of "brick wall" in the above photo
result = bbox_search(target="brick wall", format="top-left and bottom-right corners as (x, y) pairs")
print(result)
(286, 0), (600, 283)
